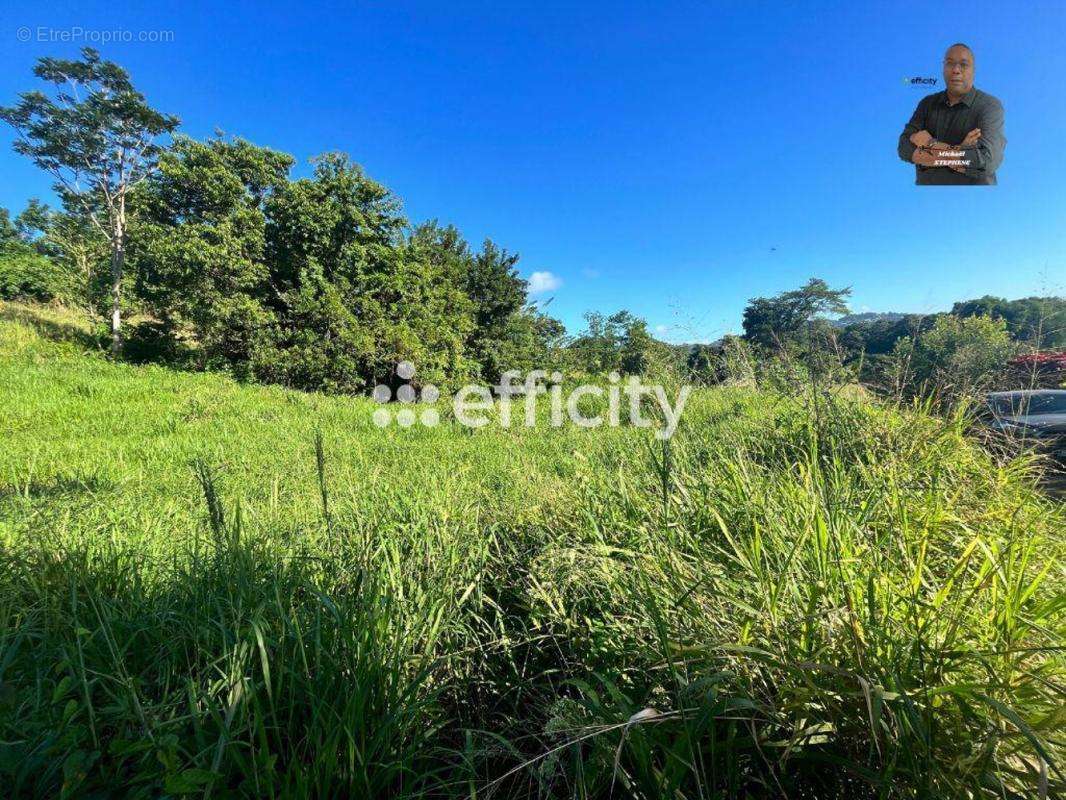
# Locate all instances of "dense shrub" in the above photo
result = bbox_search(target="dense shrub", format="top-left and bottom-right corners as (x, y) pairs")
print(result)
(121, 319), (193, 366)
(954, 295), (1066, 349)
(888, 314), (1017, 401)
(0, 249), (79, 303)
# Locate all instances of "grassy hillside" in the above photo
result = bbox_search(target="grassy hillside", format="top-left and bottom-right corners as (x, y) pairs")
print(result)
(1, 302), (1063, 799)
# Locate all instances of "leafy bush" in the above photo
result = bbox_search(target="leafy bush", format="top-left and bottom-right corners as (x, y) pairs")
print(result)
(889, 314), (1017, 401)
(121, 319), (193, 366)
(954, 295), (1066, 349)
(0, 249), (79, 303)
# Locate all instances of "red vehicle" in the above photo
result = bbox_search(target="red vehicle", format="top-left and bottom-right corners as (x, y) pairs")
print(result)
(1008, 352), (1066, 387)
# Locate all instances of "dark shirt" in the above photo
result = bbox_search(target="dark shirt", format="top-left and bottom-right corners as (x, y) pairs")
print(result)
(897, 87), (1005, 184)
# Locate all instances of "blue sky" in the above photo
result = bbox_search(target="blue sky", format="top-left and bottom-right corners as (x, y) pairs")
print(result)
(1, 0), (1063, 342)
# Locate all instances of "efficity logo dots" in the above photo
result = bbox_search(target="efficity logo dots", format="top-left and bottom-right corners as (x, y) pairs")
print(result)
(371, 361), (440, 428)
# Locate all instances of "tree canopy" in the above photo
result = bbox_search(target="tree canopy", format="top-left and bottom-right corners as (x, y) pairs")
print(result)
(741, 278), (851, 348)
(2, 52), (1061, 398)
(0, 48), (178, 353)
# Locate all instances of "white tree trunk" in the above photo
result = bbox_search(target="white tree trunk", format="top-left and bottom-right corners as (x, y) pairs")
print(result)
(110, 201), (125, 356)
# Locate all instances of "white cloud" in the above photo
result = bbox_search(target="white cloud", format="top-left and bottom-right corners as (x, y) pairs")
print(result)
(655, 324), (670, 335)
(528, 271), (562, 294)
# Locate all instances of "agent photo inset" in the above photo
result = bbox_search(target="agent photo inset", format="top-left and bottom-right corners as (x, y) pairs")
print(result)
(897, 43), (1005, 185)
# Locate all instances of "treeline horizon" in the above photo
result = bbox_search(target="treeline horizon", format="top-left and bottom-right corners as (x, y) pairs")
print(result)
(1, 49), (1063, 396)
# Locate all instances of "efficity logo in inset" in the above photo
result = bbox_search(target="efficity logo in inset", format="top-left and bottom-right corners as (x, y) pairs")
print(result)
(902, 76), (938, 86)
(371, 362), (691, 439)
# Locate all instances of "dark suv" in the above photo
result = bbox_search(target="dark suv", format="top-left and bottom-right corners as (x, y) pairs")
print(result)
(986, 390), (1066, 462)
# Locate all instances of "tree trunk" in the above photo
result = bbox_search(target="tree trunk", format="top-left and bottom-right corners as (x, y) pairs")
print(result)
(76, 250), (90, 310)
(110, 201), (125, 357)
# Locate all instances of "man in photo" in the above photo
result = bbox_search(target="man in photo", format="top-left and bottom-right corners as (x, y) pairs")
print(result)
(897, 43), (1005, 185)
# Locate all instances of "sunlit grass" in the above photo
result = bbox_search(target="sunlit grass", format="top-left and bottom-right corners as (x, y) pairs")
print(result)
(1, 302), (1062, 798)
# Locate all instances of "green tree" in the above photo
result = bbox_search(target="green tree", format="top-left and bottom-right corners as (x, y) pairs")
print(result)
(262, 153), (473, 391)
(409, 222), (566, 382)
(617, 312), (658, 375)
(130, 135), (294, 369)
(890, 314), (1016, 399)
(494, 307), (567, 374)
(685, 343), (719, 384)
(0, 48), (178, 354)
(837, 314), (939, 357)
(742, 278), (851, 348)
(569, 310), (666, 376)
(569, 311), (626, 374)
(718, 335), (757, 385)
(463, 239), (528, 381)
(952, 295), (1066, 349)
(0, 203), (80, 303)
(0, 208), (16, 246)
(14, 199), (107, 309)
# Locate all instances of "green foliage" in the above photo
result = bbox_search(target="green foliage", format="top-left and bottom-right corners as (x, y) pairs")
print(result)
(835, 297), (1065, 373)
(126, 148), (521, 390)
(536, 394), (1064, 798)
(261, 154), (475, 390)
(890, 314), (1018, 400)
(13, 199), (109, 310)
(493, 306), (567, 375)
(0, 209), (81, 303)
(0, 247), (79, 303)
(737, 279), (856, 390)
(0, 48), (178, 188)
(0, 48), (179, 352)
(2, 127), (567, 393)
(569, 310), (671, 377)
(742, 277), (851, 348)
(684, 342), (718, 384)
(119, 319), (185, 365)
(2, 508), (444, 797)
(838, 313), (936, 356)
(953, 294), (1066, 349)
(406, 221), (565, 384)
(130, 135), (293, 369)
(251, 267), (378, 392)
(461, 238), (528, 380)
(717, 334), (756, 384)
(0, 208), (16, 245)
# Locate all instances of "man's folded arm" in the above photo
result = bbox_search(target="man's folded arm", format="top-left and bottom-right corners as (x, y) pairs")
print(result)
(898, 99), (927, 163)
(960, 98), (1005, 178)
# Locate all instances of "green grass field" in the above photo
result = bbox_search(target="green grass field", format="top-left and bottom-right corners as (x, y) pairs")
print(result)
(1, 302), (1063, 799)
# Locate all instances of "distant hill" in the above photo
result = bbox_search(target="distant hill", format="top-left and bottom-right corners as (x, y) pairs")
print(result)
(832, 312), (907, 328)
